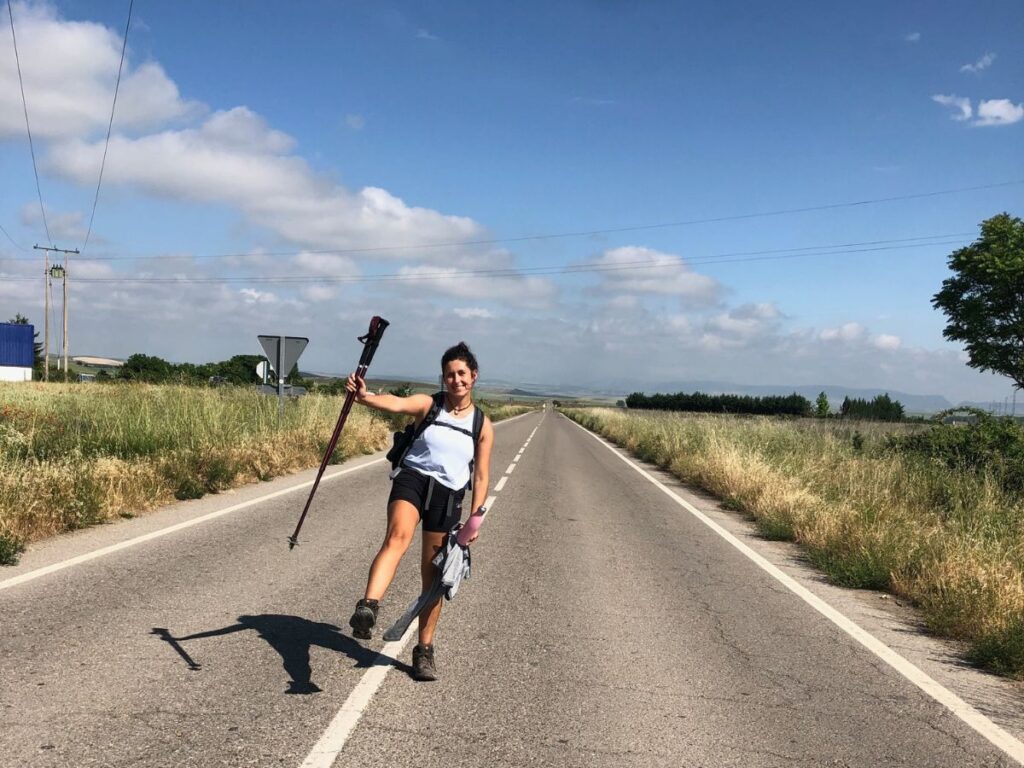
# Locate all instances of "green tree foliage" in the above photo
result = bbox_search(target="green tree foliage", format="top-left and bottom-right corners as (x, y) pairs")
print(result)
(388, 383), (414, 397)
(888, 408), (1024, 493)
(118, 353), (174, 383)
(625, 391), (811, 416)
(8, 313), (44, 378)
(932, 212), (1024, 390)
(815, 391), (830, 418)
(838, 393), (905, 421)
(117, 353), (266, 385)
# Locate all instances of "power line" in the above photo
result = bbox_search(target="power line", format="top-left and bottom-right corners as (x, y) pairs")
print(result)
(0, 179), (1013, 264)
(82, 0), (133, 253)
(6, 0), (51, 246)
(0, 221), (28, 251)
(0, 236), (968, 286)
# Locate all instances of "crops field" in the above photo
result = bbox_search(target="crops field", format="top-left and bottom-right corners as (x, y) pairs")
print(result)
(0, 382), (533, 565)
(564, 407), (1024, 680)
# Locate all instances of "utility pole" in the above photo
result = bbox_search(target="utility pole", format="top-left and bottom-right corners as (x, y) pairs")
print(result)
(34, 245), (78, 382)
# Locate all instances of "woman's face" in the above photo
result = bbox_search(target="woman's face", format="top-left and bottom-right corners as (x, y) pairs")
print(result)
(443, 358), (477, 397)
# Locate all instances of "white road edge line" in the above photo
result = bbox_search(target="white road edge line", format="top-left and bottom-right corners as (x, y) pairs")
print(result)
(0, 458), (387, 593)
(1, 410), (541, 593)
(302, 487), (501, 768)
(569, 417), (1024, 766)
(494, 476), (508, 492)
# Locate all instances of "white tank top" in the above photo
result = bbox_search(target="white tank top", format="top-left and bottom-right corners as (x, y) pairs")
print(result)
(402, 406), (476, 490)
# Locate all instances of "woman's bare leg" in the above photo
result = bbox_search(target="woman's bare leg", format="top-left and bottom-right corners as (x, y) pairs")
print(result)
(364, 500), (419, 600)
(417, 530), (448, 645)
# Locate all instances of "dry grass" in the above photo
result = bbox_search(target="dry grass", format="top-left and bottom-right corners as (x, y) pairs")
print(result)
(0, 383), (535, 563)
(0, 383), (391, 555)
(564, 407), (1024, 680)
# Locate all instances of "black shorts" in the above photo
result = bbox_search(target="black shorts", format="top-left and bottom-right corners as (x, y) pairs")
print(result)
(388, 468), (465, 533)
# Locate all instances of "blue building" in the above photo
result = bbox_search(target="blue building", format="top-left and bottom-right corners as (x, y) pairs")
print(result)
(0, 322), (35, 382)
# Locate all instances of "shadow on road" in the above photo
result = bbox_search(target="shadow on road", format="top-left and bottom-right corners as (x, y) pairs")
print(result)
(151, 614), (412, 694)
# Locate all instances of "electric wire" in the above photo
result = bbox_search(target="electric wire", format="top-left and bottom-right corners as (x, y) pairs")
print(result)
(0, 179), (1016, 264)
(0, 230), (971, 264)
(81, 0), (133, 253)
(0, 221), (28, 251)
(0, 237), (968, 285)
(6, 0), (51, 246)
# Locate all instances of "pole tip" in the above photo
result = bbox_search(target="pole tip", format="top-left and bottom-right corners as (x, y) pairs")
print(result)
(287, 536), (298, 550)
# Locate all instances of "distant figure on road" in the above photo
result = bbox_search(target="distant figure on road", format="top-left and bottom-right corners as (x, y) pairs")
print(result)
(345, 341), (493, 681)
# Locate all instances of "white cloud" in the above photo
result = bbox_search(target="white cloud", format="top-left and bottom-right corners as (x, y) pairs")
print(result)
(973, 98), (1024, 127)
(820, 322), (865, 342)
(45, 107), (486, 254)
(904, 32), (921, 43)
(699, 303), (783, 350)
(960, 52), (996, 73)
(291, 251), (359, 277)
(416, 29), (438, 41)
(345, 113), (365, 131)
(0, 2), (201, 139)
(239, 288), (278, 304)
(873, 334), (902, 351)
(931, 93), (1022, 127)
(454, 307), (494, 319)
(300, 285), (338, 303)
(394, 265), (557, 309)
(932, 94), (972, 121)
(20, 204), (88, 241)
(3, 5), (485, 260)
(590, 246), (720, 305)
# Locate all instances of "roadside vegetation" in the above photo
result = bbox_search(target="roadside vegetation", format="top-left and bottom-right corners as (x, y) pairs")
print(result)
(563, 407), (1024, 680)
(0, 382), (533, 565)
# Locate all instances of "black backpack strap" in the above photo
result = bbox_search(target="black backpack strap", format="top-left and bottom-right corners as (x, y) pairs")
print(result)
(421, 392), (445, 433)
(472, 406), (484, 444)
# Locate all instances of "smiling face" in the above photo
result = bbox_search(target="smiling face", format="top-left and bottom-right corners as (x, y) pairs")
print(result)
(443, 358), (478, 398)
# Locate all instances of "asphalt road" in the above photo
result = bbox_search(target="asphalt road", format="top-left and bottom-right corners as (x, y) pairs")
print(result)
(2, 409), (1023, 767)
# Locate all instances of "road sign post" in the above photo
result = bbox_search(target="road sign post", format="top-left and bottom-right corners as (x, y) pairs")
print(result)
(257, 335), (309, 424)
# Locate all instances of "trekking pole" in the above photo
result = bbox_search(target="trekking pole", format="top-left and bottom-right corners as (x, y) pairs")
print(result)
(287, 316), (389, 549)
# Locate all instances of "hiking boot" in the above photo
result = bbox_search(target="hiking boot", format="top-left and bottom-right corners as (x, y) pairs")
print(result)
(412, 644), (438, 681)
(348, 598), (379, 640)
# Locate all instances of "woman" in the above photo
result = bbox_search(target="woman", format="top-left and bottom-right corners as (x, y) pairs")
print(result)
(344, 341), (493, 681)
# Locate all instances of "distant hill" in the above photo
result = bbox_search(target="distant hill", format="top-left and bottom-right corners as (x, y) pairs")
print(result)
(298, 370), (989, 415)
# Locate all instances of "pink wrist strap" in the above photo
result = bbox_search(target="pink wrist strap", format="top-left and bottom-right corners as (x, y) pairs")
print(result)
(456, 512), (484, 546)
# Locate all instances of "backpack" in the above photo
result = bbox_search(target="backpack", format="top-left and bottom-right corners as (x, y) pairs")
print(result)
(386, 392), (485, 488)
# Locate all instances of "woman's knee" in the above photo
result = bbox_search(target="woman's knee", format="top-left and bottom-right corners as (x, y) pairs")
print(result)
(382, 526), (414, 551)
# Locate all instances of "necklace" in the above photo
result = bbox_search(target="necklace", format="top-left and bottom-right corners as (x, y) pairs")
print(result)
(447, 395), (471, 415)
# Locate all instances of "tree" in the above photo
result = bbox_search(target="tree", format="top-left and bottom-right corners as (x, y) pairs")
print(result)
(8, 313), (44, 379)
(815, 392), (830, 418)
(118, 353), (173, 383)
(933, 213), (1024, 391)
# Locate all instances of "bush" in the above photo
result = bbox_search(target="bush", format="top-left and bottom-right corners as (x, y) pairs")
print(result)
(887, 410), (1024, 493)
(0, 532), (24, 565)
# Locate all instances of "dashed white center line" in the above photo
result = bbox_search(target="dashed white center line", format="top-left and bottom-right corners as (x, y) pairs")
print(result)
(505, 462), (517, 474)
(299, 412), (541, 767)
(298, 627), (417, 768)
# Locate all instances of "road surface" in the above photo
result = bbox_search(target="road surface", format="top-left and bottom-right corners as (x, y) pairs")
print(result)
(2, 409), (1023, 767)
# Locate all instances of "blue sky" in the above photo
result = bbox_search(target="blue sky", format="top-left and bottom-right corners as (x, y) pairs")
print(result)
(1, 1), (1022, 403)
